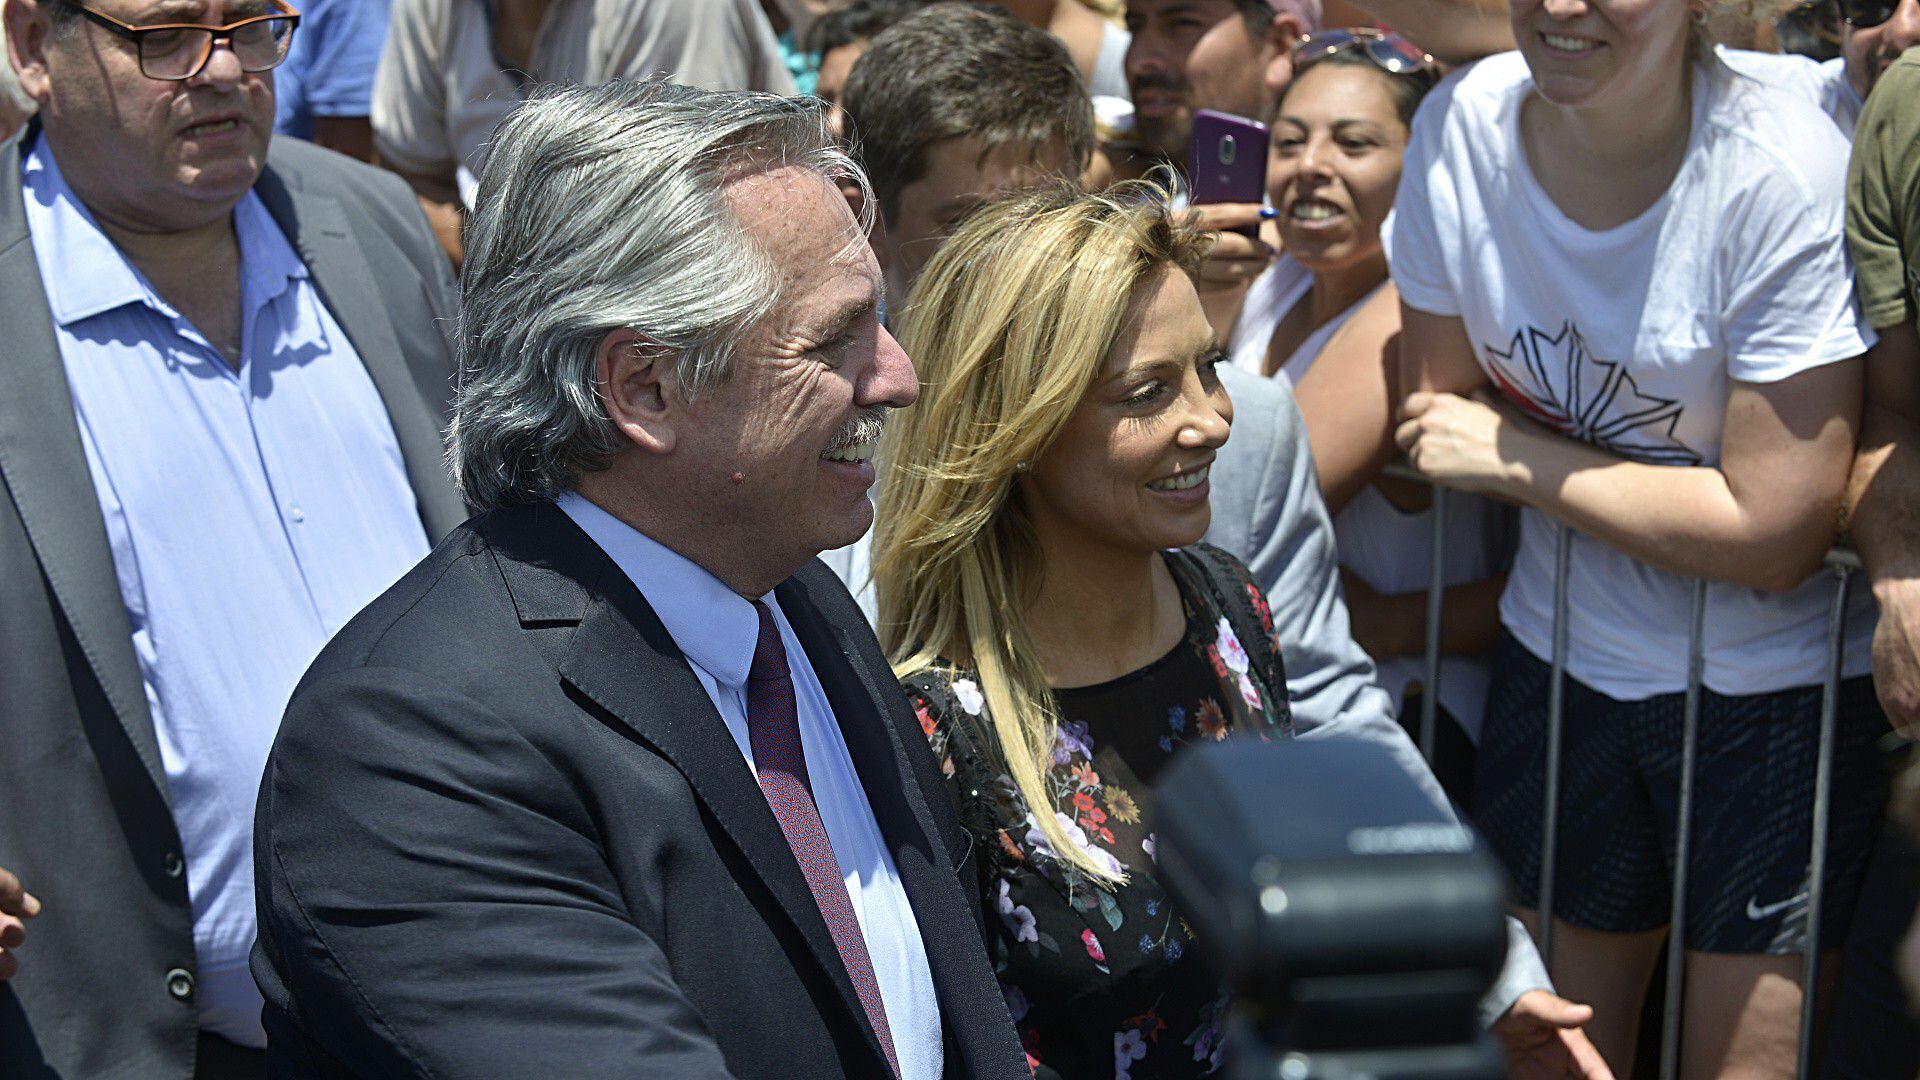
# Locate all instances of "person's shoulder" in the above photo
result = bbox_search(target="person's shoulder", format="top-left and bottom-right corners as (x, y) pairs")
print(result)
(900, 662), (972, 706)
(1181, 541), (1261, 596)
(1859, 50), (1920, 127)
(1703, 56), (1853, 198)
(1716, 44), (1825, 89)
(1414, 50), (1531, 134)
(264, 135), (417, 210)
(299, 520), (496, 683)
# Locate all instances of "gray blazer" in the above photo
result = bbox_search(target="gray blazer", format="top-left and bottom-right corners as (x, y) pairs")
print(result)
(821, 362), (1551, 1021)
(0, 125), (466, 1079)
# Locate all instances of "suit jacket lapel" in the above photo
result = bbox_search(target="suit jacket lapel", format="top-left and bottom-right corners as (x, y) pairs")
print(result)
(500, 507), (882, 1064)
(778, 567), (1030, 1076)
(0, 125), (167, 803)
(252, 163), (467, 540)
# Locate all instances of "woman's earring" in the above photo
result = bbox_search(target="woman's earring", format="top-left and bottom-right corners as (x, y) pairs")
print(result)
(1014, 461), (1030, 472)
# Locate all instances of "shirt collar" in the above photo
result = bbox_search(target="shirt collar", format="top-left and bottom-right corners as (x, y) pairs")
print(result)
(554, 491), (765, 690)
(21, 135), (307, 328)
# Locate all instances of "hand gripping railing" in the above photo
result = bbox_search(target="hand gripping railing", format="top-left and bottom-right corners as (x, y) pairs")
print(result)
(1379, 464), (1854, 1079)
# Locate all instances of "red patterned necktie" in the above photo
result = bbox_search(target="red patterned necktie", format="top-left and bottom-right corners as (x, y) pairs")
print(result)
(746, 601), (901, 1078)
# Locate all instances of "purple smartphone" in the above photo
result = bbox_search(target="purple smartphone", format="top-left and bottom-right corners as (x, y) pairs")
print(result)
(1187, 109), (1270, 238)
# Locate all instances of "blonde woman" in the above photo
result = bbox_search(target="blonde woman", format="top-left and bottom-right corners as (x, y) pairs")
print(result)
(874, 185), (1275, 1078)
(872, 185), (1606, 1079)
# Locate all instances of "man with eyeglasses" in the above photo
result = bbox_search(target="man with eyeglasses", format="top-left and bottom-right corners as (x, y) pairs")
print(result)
(0, 0), (465, 1076)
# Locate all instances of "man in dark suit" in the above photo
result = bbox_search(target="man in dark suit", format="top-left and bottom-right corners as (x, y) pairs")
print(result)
(251, 79), (1030, 1079)
(0, 1), (464, 1076)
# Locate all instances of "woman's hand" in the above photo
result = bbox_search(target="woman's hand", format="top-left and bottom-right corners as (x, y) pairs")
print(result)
(1395, 389), (1533, 496)
(1494, 990), (1615, 1079)
(1181, 203), (1275, 341)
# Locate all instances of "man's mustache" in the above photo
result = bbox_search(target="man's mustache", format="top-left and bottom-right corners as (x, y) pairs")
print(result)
(826, 407), (890, 452)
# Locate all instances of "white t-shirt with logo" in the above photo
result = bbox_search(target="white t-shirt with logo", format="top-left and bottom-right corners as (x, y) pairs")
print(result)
(1386, 52), (1875, 701)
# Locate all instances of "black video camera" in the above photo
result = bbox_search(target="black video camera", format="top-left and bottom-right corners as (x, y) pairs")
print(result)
(1152, 737), (1509, 1079)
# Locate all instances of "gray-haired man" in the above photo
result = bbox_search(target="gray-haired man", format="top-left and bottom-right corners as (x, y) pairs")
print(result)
(252, 79), (1030, 1079)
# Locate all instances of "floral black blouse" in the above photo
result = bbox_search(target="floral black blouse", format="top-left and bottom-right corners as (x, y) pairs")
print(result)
(904, 546), (1291, 1079)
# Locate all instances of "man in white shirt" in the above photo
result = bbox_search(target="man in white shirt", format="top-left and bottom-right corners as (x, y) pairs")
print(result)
(251, 79), (1031, 1078)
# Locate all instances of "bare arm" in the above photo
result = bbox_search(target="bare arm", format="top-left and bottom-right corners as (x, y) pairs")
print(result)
(1292, 285), (1410, 513)
(1844, 320), (1920, 734)
(375, 161), (465, 270)
(310, 115), (376, 164)
(1342, 570), (1507, 661)
(1346, 0), (1514, 64)
(1397, 308), (1862, 593)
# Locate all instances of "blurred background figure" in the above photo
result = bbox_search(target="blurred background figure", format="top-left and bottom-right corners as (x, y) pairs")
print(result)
(372, 0), (794, 266)
(758, 0), (841, 92)
(1834, 41), (1920, 1080)
(1223, 31), (1503, 803)
(274, 0), (391, 161)
(839, 1), (1090, 305)
(802, 0), (930, 138)
(996, 0), (1133, 100)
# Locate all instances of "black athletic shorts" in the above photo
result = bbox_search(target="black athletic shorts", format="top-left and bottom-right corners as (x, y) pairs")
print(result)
(1470, 632), (1889, 953)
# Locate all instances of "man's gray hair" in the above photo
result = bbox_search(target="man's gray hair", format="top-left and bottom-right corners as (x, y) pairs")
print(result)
(451, 78), (873, 510)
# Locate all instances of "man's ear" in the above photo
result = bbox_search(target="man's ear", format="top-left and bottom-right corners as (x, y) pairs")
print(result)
(1262, 13), (1309, 107)
(594, 328), (678, 456)
(7, 0), (57, 103)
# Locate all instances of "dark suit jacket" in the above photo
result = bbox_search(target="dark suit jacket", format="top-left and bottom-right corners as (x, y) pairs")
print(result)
(0, 124), (467, 1079)
(252, 503), (1030, 1079)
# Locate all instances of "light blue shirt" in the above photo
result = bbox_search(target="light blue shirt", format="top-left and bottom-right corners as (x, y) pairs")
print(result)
(556, 492), (943, 1080)
(22, 139), (431, 1047)
(275, 0), (393, 138)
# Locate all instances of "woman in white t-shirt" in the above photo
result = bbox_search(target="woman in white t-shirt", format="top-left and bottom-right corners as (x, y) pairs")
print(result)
(1383, 3), (1886, 1076)
(1226, 32), (1510, 801)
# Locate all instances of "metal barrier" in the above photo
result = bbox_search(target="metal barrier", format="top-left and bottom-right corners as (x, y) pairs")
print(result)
(1380, 465), (1858, 1080)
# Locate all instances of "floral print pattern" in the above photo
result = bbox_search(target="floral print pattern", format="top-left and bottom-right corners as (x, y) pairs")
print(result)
(905, 547), (1288, 1078)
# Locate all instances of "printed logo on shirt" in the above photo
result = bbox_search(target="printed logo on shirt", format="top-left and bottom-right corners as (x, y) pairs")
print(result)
(1483, 321), (1703, 466)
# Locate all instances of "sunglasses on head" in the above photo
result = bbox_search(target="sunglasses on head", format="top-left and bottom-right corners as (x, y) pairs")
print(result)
(1291, 28), (1438, 77)
(1837, 0), (1899, 27)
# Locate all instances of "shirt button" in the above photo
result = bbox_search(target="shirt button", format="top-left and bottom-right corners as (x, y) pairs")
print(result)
(288, 505), (306, 523)
(162, 851), (184, 879)
(165, 968), (195, 1002)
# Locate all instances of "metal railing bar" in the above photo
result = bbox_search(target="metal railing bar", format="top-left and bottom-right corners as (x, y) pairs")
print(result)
(1797, 563), (1852, 1079)
(1659, 579), (1709, 1080)
(1538, 524), (1573, 968)
(1420, 486), (1450, 763)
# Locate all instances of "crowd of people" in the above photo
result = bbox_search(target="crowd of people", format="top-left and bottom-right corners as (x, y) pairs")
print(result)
(0, 0), (1915, 1078)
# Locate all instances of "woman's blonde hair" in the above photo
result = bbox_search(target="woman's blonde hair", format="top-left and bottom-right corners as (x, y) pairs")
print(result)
(873, 182), (1209, 884)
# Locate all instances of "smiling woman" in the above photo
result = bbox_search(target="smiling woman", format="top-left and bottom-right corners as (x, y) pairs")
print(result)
(872, 183), (1300, 1078)
(1366, 0), (1890, 1075)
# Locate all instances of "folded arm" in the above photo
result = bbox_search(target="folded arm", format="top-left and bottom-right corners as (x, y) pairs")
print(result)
(1397, 307), (1861, 594)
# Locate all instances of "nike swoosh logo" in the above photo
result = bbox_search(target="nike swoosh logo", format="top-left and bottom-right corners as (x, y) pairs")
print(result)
(1746, 894), (1805, 921)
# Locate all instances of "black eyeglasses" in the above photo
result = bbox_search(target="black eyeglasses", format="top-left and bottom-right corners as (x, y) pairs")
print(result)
(57, 0), (300, 81)
(1292, 28), (1438, 78)
(1837, 0), (1899, 26)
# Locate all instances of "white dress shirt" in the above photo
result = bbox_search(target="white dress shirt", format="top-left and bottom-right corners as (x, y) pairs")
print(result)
(556, 493), (943, 1078)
